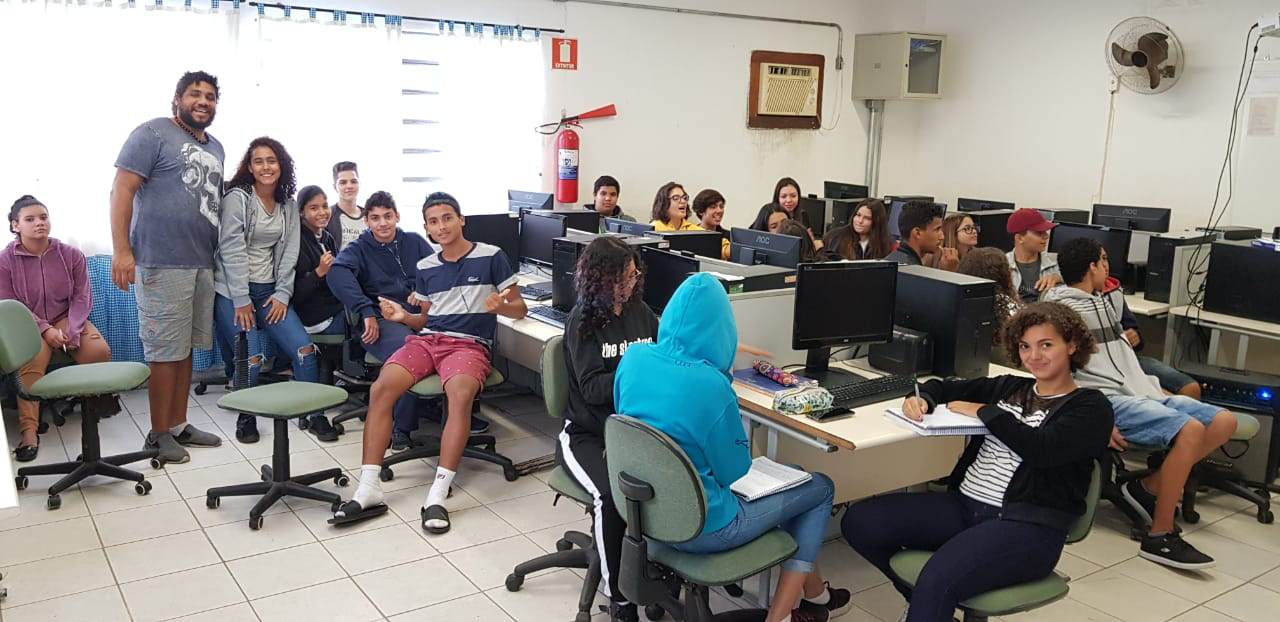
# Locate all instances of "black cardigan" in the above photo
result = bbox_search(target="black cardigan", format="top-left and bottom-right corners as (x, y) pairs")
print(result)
(918, 375), (1114, 532)
(293, 227), (345, 327)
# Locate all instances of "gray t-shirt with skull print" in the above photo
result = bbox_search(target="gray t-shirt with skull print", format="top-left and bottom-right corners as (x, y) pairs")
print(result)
(115, 117), (225, 269)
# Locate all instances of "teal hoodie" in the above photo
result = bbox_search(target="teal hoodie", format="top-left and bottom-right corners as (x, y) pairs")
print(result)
(614, 273), (751, 535)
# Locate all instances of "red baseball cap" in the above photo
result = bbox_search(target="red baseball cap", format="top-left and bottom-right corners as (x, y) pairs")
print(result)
(1006, 208), (1058, 234)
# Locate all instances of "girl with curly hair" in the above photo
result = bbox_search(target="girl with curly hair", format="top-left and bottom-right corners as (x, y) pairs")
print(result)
(843, 301), (1113, 622)
(959, 246), (1022, 366)
(559, 236), (659, 621)
(212, 136), (318, 443)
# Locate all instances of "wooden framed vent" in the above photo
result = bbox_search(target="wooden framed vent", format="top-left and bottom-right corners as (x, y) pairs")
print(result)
(748, 50), (825, 129)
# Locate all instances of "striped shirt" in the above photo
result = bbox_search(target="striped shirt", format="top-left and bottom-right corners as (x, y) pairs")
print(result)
(412, 242), (517, 345)
(959, 388), (1066, 508)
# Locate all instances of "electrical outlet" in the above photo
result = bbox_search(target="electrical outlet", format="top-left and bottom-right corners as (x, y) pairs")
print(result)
(1261, 12), (1280, 37)
(1109, 75), (1119, 92)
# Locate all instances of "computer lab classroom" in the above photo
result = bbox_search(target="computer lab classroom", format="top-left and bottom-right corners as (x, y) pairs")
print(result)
(3, 0), (1280, 621)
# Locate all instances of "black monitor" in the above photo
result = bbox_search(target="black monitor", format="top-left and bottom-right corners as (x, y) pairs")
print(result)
(639, 246), (700, 314)
(729, 227), (802, 268)
(823, 181), (869, 200)
(957, 197), (1015, 213)
(829, 199), (861, 230)
(1047, 222), (1132, 280)
(648, 230), (723, 259)
(798, 197), (828, 237)
(518, 211), (566, 267)
(508, 190), (553, 213)
(605, 218), (654, 235)
(792, 261), (898, 386)
(888, 200), (948, 240)
(1091, 203), (1171, 233)
(557, 210), (602, 234)
(461, 213), (520, 272)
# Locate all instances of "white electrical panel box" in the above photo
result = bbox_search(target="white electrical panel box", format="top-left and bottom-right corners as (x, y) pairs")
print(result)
(852, 32), (946, 100)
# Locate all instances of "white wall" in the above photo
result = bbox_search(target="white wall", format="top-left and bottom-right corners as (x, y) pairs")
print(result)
(877, 0), (1280, 233)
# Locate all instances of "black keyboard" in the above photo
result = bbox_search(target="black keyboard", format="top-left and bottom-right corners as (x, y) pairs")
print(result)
(527, 305), (570, 328)
(519, 282), (552, 301)
(827, 375), (918, 409)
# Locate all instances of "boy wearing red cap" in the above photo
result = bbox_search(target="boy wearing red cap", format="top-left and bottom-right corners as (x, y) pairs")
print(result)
(1005, 208), (1061, 303)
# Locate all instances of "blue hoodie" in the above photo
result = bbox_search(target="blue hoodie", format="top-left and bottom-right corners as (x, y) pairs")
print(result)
(326, 228), (434, 319)
(614, 273), (750, 535)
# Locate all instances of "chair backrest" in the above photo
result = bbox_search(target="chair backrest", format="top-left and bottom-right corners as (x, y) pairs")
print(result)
(1066, 461), (1103, 544)
(0, 300), (42, 375)
(605, 414), (707, 543)
(540, 334), (568, 419)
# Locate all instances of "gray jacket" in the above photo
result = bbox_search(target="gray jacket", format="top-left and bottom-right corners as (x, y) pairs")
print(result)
(1041, 285), (1164, 400)
(213, 187), (300, 308)
(1006, 250), (1060, 295)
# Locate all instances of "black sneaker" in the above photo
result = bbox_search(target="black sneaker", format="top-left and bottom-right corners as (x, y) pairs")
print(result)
(800, 582), (852, 618)
(307, 414), (339, 442)
(390, 430), (413, 452)
(1139, 532), (1215, 570)
(470, 414), (490, 435)
(608, 602), (638, 622)
(790, 606), (830, 622)
(1121, 479), (1157, 525)
(235, 414), (260, 444)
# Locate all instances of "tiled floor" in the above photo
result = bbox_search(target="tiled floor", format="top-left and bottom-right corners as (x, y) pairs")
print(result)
(2, 386), (1277, 621)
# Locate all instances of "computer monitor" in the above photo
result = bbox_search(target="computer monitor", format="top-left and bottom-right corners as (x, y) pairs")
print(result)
(957, 197), (1015, 213)
(1047, 222), (1132, 280)
(507, 190), (554, 213)
(1091, 203), (1171, 233)
(461, 213), (520, 272)
(823, 181), (870, 200)
(798, 197), (828, 237)
(558, 210), (602, 234)
(793, 261), (898, 387)
(518, 211), (566, 267)
(887, 200), (948, 240)
(639, 246), (700, 314)
(828, 199), (861, 230)
(648, 230), (723, 259)
(729, 227), (802, 268)
(605, 218), (654, 236)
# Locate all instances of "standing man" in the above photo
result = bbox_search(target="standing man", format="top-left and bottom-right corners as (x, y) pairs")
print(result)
(111, 71), (227, 464)
(328, 161), (367, 250)
(1005, 208), (1062, 303)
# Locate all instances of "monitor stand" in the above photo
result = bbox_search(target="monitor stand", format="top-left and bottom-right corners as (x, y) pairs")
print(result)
(802, 347), (864, 389)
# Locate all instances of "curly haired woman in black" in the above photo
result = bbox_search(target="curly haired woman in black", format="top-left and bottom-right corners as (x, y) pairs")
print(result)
(559, 236), (659, 622)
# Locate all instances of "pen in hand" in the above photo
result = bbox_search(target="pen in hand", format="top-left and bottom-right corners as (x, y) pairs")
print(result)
(913, 379), (923, 414)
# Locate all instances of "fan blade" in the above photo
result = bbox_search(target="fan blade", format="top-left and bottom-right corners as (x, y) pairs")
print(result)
(1146, 64), (1162, 89)
(1112, 42), (1136, 67)
(1137, 32), (1170, 67)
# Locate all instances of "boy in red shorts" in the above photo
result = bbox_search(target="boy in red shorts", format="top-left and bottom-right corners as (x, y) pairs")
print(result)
(334, 192), (526, 533)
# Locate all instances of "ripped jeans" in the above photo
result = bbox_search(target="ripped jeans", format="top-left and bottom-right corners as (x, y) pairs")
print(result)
(213, 282), (318, 388)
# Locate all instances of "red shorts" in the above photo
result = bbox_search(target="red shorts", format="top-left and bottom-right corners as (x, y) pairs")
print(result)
(384, 334), (492, 389)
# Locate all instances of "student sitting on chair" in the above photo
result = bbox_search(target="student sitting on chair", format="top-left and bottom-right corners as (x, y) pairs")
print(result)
(561, 237), (659, 622)
(750, 203), (791, 233)
(777, 220), (822, 264)
(212, 137), (319, 444)
(821, 198), (895, 261)
(923, 213), (977, 271)
(649, 182), (702, 231)
(334, 192), (526, 534)
(1005, 208), (1061, 304)
(842, 302), (1113, 622)
(1108, 281), (1202, 399)
(615, 273), (850, 622)
(691, 189), (731, 260)
(291, 185), (345, 441)
(958, 247), (1023, 368)
(752, 177), (810, 232)
(1043, 238), (1235, 569)
(885, 201), (945, 267)
(588, 175), (634, 223)
(2, 196), (113, 463)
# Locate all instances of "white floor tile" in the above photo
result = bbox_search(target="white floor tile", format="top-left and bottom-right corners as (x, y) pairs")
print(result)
(488, 490), (591, 534)
(353, 556), (479, 616)
(0, 487), (88, 532)
(816, 539), (892, 595)
(119, 563), (245, 622)
(168, 602), (261, 622)
(1169, 606), (1245, 621)
(525, 517), (592, 555)
(322, 440), (368, 470)
(849, 582), (906, 622)
(168, 460), (261, 499)
(1184, 529), (1280, 582)
(294, 501), (401, 541)
(183, 488), (292, 528)
(421, 505), (519, 553)
(1069, 568), (1197, 622)
(494, 434), (555, 466)
(322, 522), (438, 575)
(452, 461), (549, 505)
(80, 472), (179, 515)
(0, 585), (130, 622)
(105, 530), (221, 584)
(1254, 564), (1280, 593)
(159, 438), (245, 474)
(1055, 551), (1105, 582)
(1069, 521), (1142, 568)
(204, 510), (317, 561)
(485, 569), (610, 622)
(232, 425), (318, 461)
(1205, 583), (1280, 621)
(1203, 510), (1280, 555)
(445, 535), (551, 590)
(390, 593), (516, 621)
(0, 549), (116, 608)
(94, 498), (199, 547)
(0, 515), (101, 566)
(1112, 557), (1245, 604)
(376, 457), (444, 493)
(250, 578), (380, 622)
(226, 542), (346, 600)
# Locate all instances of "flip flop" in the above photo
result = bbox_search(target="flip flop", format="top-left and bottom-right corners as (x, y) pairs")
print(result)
(328, 500), (389, 525)
(421, 504), (450, 534)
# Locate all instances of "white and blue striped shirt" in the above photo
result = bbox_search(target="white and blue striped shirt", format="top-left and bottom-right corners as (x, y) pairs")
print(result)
(412, 242), (517, 345)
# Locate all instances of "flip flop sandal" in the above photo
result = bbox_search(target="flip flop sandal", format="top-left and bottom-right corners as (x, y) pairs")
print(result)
(421, 504), (450, 534)
(328, 500), (389, 525)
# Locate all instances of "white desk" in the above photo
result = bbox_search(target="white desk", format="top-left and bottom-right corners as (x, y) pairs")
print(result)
(1166, 304), (1280, 369)
(1125, 294), (1170, 318)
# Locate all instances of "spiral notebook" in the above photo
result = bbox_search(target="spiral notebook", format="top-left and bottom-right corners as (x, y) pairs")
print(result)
(885, 405), (989, 436)
(730, 457), (812, 501)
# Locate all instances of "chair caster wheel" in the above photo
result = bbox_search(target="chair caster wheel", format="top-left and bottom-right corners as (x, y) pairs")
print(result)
(194, 383), (207, 395)
(260, 465), (272, 482)
(47, 494), (61, 510)
(1183, 509), (1200, 524)
(58, 402), (75, 417)
(555, 538), (573, 552)
(207, 496), (221, 509)
(15, 476), (28, 491)
(38, 420), (48, 434)
(330, 501), (342, 513)
(298, 417), (310, 431)
(1259, 509), (1275, 524)
(150, 458), (164, 469)
(334, 474), (350, 487)
(52, 413), (65, 427)
(379, 468), (394, 482)
(645, 604), (666, 620)
(505, 573), (523, 591)
(333, 422), (345, 435)
(575, 613), (592, 622)
(75, 454), (82, 462)
(503, 468), (518, 482)
(135, 480), (152, 495)
(725, 583), (744, 597)
(249, 515), (264, 530)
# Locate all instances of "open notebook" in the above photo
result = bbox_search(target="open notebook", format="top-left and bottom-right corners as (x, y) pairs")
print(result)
(730, 457), (812, 502)
(885, 404), (989, 436)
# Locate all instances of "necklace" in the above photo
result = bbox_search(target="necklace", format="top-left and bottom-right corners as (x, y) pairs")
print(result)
(172, 117), (208, 145)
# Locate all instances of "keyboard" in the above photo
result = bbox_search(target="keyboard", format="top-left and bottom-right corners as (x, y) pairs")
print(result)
(827, 375), (919, 410)
(527, 305), (570, 329)
(519, 282), (553, 301)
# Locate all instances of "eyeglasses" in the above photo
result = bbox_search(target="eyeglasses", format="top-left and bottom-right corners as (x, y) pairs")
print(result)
(668, 194), (689, 203)
(625, 269), (642, 281)
(959, 225), (980, 234)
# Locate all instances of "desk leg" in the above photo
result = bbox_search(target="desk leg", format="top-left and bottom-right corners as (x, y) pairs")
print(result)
(1208, 329), (1221, 366)
(1237, 335), (1250, 370)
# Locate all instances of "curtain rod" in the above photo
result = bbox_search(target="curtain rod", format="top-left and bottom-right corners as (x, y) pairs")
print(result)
(247, 2), (566, 34)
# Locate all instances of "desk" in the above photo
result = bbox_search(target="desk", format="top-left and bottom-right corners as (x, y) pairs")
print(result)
(1166, 305), (1280, 369)
(1125, 294), (1170, 318)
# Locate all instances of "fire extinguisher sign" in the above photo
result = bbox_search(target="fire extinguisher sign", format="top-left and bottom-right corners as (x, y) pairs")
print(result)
(552, 38), (578, 70)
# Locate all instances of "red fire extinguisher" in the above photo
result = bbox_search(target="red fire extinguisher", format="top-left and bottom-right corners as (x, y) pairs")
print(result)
(556, 127), (579, 204)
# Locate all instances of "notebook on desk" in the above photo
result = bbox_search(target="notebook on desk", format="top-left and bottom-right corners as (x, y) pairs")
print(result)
(730, 457), (812, 501)
(885, 405), (988, 436)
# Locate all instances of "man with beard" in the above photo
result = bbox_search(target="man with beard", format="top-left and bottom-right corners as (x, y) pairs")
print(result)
(110, 71), (227, 465)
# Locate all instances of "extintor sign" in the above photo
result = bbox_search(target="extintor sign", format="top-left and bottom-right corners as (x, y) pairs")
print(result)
(552, 37), (578, 70)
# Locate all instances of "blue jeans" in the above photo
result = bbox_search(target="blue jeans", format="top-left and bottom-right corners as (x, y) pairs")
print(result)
(1138, 356), (1196, 394)
(1108, 394), (1226, 447)
(671, 470), (834, 574)
(213, 283), (318, 387)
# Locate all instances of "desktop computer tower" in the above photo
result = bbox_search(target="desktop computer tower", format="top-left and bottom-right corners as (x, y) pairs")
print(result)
(967, 209), (1015, 251)
(1145, 231), (1214, 303)
(894, 266), (995, 378)
(1037, 208), (1090, 225)
(1204, 240), (1280, 324)
(551, 232), (666, 310)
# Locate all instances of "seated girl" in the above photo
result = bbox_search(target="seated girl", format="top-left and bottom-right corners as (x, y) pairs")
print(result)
(649, 182), (702, 231)
(841, 302), (1113, 622)
(291, 184), (346, 441)
(923, 213), (978, 271)
(958, 247), (1022, 368)
(777, 220), (821, 264)
(821, 198), (895, 261)
(749, 203), (790, 233)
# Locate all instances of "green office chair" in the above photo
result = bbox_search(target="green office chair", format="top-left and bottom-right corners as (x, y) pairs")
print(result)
(503, 335), (603, 622)
(888, 461), (1102, 622)
(606, 414), (793, 622)
(1, 300), (156, 510)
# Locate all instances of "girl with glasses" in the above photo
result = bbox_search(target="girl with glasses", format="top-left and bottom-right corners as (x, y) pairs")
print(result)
(925, 213), (979, 271)
(649, 181), (701, 231)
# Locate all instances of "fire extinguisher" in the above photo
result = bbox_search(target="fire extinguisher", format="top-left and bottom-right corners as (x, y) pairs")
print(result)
(556, 127), (579, 204)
